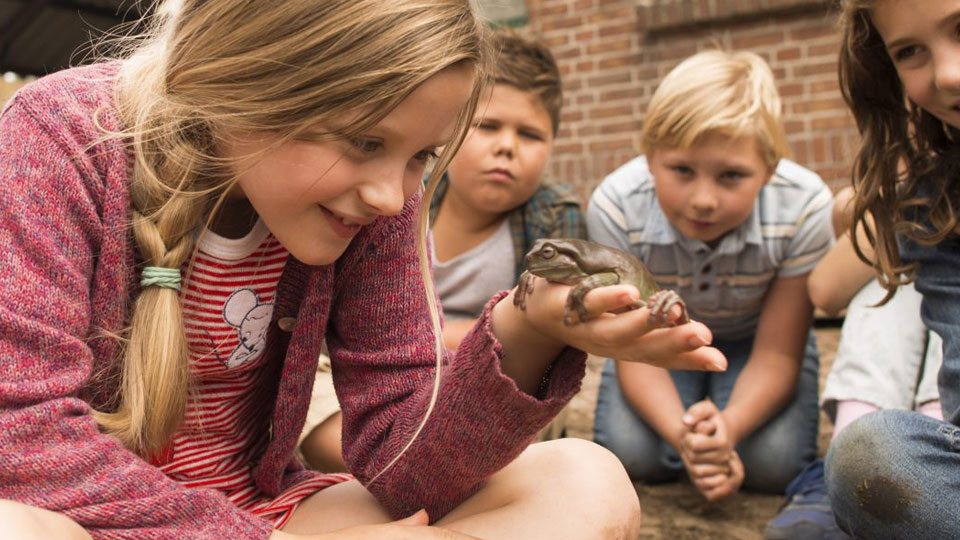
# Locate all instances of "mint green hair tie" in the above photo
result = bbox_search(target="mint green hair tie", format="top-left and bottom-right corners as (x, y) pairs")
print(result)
(141, 266), (182, 291)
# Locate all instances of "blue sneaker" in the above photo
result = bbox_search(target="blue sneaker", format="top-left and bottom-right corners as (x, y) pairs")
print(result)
(764, 459), (852, 540)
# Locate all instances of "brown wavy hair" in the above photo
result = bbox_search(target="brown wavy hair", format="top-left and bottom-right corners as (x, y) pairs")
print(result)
(839, 0), (960, 300)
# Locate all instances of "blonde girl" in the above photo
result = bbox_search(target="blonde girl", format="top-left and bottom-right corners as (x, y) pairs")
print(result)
(0, 1), (726, 539)
(826, 1), (960, 539)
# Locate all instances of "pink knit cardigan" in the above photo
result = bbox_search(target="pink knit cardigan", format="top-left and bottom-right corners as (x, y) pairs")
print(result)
(0, 64), (586, 540)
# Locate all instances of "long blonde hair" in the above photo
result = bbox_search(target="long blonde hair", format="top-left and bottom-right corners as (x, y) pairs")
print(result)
(838, 0), (960, 300)
(641, 49), (789, 169)
(93, 0), (491, 460)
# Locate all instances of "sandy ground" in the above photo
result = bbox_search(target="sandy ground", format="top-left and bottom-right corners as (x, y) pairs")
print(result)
(552, 327), (841, 539)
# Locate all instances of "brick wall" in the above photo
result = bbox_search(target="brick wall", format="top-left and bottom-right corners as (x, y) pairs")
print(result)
(523, 0), (859, 203)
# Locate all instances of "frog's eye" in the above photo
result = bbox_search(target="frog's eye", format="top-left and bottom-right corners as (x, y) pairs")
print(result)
(541, 245), (556, 259)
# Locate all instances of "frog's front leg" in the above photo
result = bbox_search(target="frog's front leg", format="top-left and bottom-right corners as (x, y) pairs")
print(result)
(646, 289), (690, 327)
(565, 272), (621, 325)
(513, 271), (535, 311)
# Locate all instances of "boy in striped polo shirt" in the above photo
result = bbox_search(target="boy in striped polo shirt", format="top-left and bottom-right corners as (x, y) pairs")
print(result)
(588, 50), (834, 502)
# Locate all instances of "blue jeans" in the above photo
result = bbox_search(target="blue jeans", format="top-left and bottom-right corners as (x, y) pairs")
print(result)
(593, 330), (820, 493)
(826, 224), (960, 537)
(826, 410), (960, 539)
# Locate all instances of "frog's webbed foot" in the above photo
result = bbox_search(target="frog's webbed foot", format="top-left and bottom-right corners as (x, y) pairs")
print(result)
(563, 289), (588, 326)
(514, 271), (534, 311)
(646, 290), (690, 327)
(564, 273), (619, 326)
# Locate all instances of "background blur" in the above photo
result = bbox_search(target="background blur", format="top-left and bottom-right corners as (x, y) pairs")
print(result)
(3, 0), (854, 200)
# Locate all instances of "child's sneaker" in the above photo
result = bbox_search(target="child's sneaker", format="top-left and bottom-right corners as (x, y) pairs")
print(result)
(764, 459), (852, 540)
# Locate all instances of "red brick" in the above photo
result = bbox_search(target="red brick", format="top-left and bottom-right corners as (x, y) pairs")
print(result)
(574, 29), (595, 42)
(561, 110), (584, 123)
(553, 142), (584, 154)
(793, 61), (837, 77)
(588, 7), (635, 24)
(529, 4), (569, 18)
(808, 42), (840, 57)
(791, 97), (847, 114)
(598, 87), (646, 101)
(778, 82), (804, 97)
(812, 115), (854, 131)
(777, 47), (802, 61)
(589, 138), (634, 152)
(810, 79), (840, 94)
(790, 24), (835, 41)
(586, 38), (632, 55)
(540, 35), (571, 48)
(783, 120), (805, 134)
(541, 16), (584, 32)
(596, 119), (644, 135)
(586, 72), (632, 87)
(598, 54), (642, 69)
(598, 22), (638, 38)
(575, 60), (595, 72)
(588, 104), (634, 119)
(733, 31), (786, 49)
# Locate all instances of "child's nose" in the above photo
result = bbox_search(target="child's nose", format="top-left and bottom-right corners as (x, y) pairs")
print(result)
(494, 131), (518, 158)
(690, 183), (718, 212)
(934, 55), (960, 92)
(359, 169), (406, 217)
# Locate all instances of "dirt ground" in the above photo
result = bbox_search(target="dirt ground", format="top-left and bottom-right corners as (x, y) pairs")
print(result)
(555, 326), (841, 539)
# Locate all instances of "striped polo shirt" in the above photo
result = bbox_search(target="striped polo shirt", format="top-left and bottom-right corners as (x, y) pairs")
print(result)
(587, 156), (834, 340)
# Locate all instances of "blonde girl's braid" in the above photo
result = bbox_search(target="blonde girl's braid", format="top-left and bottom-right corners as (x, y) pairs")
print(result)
(93, 56), (224, 456)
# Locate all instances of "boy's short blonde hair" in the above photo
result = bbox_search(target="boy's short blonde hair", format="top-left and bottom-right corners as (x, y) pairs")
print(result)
(492, 30), (562, 134)
(641, 50), (788, 168)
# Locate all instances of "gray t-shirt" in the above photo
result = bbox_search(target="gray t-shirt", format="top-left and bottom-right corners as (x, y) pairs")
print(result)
(432, 219), (516, 321)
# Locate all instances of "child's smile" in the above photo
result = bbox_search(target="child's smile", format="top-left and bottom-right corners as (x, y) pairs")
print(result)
(872, 0), (960, 129)
(219, 66), (474, 265)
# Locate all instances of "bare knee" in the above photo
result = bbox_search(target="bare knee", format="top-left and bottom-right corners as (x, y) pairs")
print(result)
(0, 500), (92, 540)
(300, 411), (347, 473)
(532, 439), (642, 538)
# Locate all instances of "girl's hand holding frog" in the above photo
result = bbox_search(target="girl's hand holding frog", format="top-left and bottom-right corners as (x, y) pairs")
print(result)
(499, 276), (727, 373)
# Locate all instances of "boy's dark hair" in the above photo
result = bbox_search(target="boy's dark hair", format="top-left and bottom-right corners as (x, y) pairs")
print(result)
(492, 30), (562, 134)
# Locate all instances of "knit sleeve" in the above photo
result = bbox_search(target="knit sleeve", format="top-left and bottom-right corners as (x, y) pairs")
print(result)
(328, 192), (586, 521)
(0, 93), (272, 539)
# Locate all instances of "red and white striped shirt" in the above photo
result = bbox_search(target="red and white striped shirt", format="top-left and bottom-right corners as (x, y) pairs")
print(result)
(156, 221), (350, 527)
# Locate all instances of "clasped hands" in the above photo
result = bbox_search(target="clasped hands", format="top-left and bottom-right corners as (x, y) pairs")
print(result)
(677, 399), (744, 501)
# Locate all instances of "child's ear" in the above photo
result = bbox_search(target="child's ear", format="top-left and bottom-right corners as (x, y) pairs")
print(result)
(762, 162), (777, 185)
